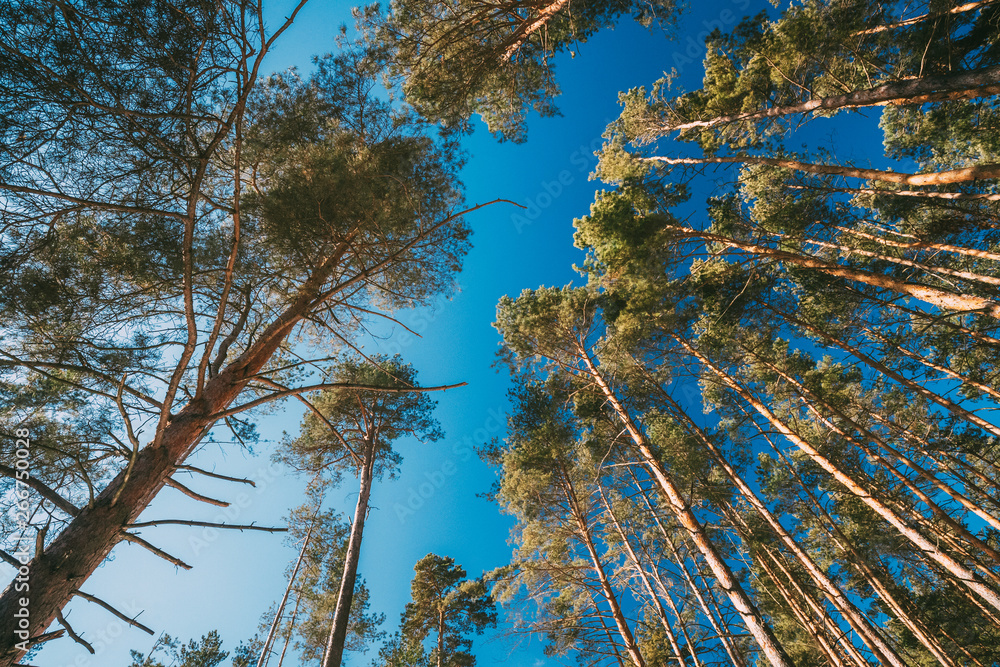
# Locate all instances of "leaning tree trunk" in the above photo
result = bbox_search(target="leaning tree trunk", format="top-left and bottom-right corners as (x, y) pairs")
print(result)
(321, 438), (376, 667)
(673, 335), (1000, 615)
(660, 65), (1000, 134)
(0, 246), (349, 666)
(576, 346), (795, 667)
(560, 466), (647, 667)
(655, 389), (906, 667)
(663, 224), (1000, 320)
(597, 485), (687, 667)
(627, 473), (749, 667)
(643, 154), (1000, 187)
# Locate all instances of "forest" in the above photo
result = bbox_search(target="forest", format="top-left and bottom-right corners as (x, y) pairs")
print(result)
(1, 0), (1000, 665)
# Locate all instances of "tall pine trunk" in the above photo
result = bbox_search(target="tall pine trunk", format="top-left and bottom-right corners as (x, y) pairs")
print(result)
(662, 65), (1000, 133)
(576, 346), (795, 667)
(321, 439), (376, 667)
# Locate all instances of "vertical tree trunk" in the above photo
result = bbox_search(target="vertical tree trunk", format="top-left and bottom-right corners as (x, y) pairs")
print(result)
(560, 469), (646, 667)
(321, 439), (376, 667)
(436, 608), (445, 667)
(275, 585), (306, 667)
(597, 485), (689, 667)
(258, 519), (317, 667)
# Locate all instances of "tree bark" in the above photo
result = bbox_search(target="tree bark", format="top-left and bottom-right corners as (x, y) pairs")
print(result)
(643, 154), (1000, 187)
(853, 0), (999, 36)
(661, 65), (1000, 134)
(321, 438), (376, 667)
(577, 347), (795, 667)
(561, 468), (646, 667)
(651, 385), (905, 667)
(674, 335), (1000, 615)
(257, 518), (317, 667)
(597, 485), (688, 667)
(626, 472), (749, 667)
(765, 439), (961, 667)
(500, 0), (572, 61)
(0, 243), (348, 666)
(664, 223), (1000, 320)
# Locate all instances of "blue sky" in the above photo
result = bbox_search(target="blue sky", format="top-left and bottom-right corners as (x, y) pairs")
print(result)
(20, 1), (786, 665)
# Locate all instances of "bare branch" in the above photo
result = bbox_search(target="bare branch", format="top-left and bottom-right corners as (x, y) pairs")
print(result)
(127, 520), (286, 533)
(174, 464), (256, 487)
(55, 611), (94, 654)
(0, 464), (79, 517)
(211, 381), (468, 420)
(73, 591), (154, 635)
(119, 532), (192, 570)
(164, 478), (230, 507)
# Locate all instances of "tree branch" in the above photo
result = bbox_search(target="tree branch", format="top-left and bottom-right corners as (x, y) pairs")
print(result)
(127, 520), (287, 533)
(0, 464), (80, 517)
(55, 611), (94, 654)
(164, 478), (230, 507)
(73, 591), (154, 635)
(173, 464), (256, 486)
(119, 533), (192, 570)
(210, 381), (468, 420)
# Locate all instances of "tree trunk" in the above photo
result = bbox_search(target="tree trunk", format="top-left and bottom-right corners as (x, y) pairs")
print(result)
(597, 485), (689, 667)
(673, 335), (1000, 614)
(258, 519), (317, 667)
(0, 245), (350, 666)
(653, 388), (906, 667)
(750, 542), (852, 667)
(561, 468), (646, 667)
(436, 607), (445, 667)
(627, 473), (749, 667)
(500, 0), (572, 61)
(664, 223), (1000, 320)
(743, 344), (1000, 561)
(789, 183), (1000, 201)
(662, 65), (1000, 133)
(853, 0), (999, 36)
(769, 307), (1000, 438)
(644, 154), (1000, 187)
(768, 440), (962, 667)
(321, 439), (376, 667)
(275, 584), (306, 667)
(833, 225), (1000, 264)
(577, 347), (795, 667)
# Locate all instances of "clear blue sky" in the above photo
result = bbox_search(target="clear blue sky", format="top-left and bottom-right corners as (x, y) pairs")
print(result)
(22, 1), (790, 665)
